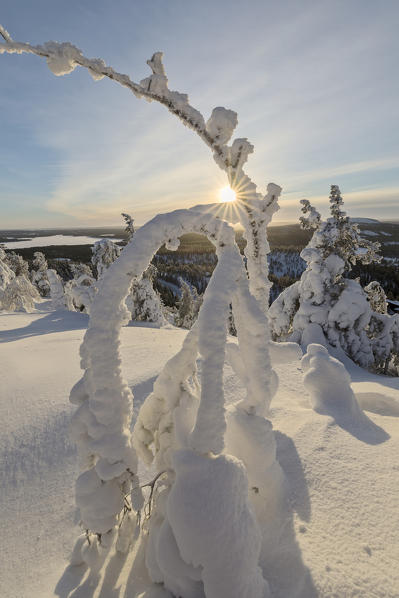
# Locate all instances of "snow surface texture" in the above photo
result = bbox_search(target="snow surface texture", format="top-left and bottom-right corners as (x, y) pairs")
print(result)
(2, 311), (399, 597)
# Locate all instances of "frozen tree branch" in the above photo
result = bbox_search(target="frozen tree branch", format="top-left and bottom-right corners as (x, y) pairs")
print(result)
(0, 25), (282, 310)
(0, 25), (13, 43)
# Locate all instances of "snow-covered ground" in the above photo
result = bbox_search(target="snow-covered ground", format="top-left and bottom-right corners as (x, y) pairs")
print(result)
(1, 309), (398, 597)
(3, 235), (122, 249)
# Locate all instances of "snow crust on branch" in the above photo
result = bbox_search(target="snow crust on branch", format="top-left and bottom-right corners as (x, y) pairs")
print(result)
(70, 208), (261, 531)
(0, 27), (281, 311)
(69, 207), (281, 596)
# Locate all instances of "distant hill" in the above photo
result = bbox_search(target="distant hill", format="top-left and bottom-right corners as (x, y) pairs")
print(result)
(351, 217), (380, 223)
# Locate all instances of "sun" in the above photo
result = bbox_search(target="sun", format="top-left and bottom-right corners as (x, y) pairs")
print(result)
(219, 186), (237, 203)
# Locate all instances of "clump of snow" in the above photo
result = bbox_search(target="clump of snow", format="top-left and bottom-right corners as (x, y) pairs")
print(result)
(65, 270), (97, 314)
(166, 449), (271, 598)
(302, 344), (364, 420)
(205, 106), (238, 145)
(43, 41), (82, 76)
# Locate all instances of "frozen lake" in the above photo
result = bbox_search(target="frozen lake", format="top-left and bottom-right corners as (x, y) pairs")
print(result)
(3, 234), (122, 249)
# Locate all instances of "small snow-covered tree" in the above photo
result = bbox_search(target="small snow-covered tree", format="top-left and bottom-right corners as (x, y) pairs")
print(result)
(66, 272), (97, 313)
(269, 186), (387, 369)
(31, 251), (50, 297)
(300, 186), (381, 270)
(121, 212), (135, 243)
(5, 251), (30, 277)
(47, 268), (74, 311)
(64, 263), (97, 313)
(0, 275), (39, 312)
(364, 281), (399, 374)
(120, 215), (165, 324)
(299, 198), (321, 231)
(176, 278), (203, 328)
(126, 264), (165, 325)
(91, 239), (120, 279)
(0, 248), (39, 312)
(0, 247), (14, 294)
(365, 280), (387, 314)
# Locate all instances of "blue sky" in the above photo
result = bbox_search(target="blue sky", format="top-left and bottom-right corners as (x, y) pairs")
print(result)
(1, 0), (398, 228)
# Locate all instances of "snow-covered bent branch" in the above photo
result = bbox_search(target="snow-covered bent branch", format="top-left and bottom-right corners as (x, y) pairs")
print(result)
(0, 25), (281, 313)
(70, 207), (280, 597)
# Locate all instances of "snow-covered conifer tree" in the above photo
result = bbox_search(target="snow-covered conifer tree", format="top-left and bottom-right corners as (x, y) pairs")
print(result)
(299, 198), (321, 231)
(121, 212), (135, 243)
(176, 278), (203, 329)
(91, 239), (120, 279)
(126, 264), (165, 325)
(269, 186), (387, 369)
(47, 269), (74, 311)
(0, 247), (14, 294)
(365, 280), (387, 314)
(0, 248), (39, 312)
(5, 251), (30, 277)
(31, 251), (50, 297)
(120, 213), (166, 324)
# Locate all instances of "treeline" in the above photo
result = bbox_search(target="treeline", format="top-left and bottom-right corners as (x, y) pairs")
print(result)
(349, 261), (399, 300)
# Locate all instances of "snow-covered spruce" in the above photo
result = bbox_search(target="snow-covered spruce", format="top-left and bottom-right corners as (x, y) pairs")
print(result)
(121, 212), (135, 243)
(0, 30), (281, 312)
(175, 278), (203, 329)
(268, 186), (399, 371)
(91, 238), (120, 280)
(31, 251), (50, 297)
(0, 247), (15, 297)
(0, 248), (39, 312)
(126, 265), (166, 325)
(47, 269), (74, 311)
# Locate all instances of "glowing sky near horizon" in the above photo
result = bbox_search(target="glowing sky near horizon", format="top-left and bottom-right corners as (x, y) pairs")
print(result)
(0, 0), (398, 228)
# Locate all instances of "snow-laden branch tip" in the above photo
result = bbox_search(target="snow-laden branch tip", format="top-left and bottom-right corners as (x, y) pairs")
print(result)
(0, 27), (245, 179)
